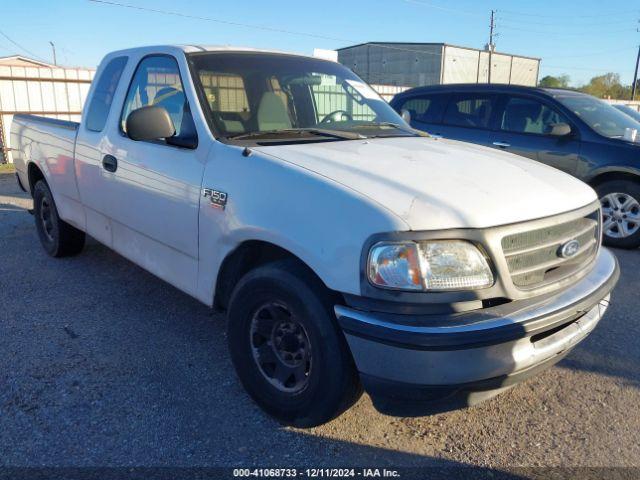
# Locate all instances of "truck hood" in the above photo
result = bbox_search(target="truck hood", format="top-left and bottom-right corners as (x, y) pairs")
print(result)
(254, 136), (598, 231)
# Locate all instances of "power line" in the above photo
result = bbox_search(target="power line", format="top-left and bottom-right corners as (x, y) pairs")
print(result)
(401, 0), (483, 17)
(494, 15), (636, 27)
(85, 1), (488, 60)
(0, 29), (48, 62)
(499, 8), (639, 19)
(498, 24), (636, 37)
(544, 46), (638, 59)
(87, 0), (354, 43)
(543, 64), (633, 72)
(87, 0), (499, 62)
(87, 0), (632, 79)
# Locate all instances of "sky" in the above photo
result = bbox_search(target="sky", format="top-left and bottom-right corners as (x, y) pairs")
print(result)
(0, 0), (638, 86)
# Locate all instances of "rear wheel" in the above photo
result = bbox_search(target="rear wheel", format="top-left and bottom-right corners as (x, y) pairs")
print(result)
(226, 259), (362, 427)
(33, 180), (85, 257)
(596, 179), (640, 249)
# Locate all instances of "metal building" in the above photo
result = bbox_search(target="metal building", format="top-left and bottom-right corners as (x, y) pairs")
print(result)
(337, 42), (540, 88)
(0, 55), (95, 163)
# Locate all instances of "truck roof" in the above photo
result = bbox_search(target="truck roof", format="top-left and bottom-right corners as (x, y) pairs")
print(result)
(107, 44), (308, 59)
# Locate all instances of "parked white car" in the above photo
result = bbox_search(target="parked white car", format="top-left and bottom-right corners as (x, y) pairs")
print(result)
(11, 45), (618, 427)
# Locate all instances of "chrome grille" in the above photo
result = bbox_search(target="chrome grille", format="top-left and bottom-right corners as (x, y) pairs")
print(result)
(502, 212), (600, 289)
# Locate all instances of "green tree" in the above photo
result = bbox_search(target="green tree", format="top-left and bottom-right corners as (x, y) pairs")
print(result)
(538, 74), (571, 88)
(579, 72), (631, 99)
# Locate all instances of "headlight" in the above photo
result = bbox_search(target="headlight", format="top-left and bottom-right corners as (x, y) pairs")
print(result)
(368, 240), (494, 291)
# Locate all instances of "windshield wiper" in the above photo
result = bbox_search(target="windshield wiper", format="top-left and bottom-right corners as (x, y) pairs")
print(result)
(226, 128), (365, 141)
(342, 122), (422, 136)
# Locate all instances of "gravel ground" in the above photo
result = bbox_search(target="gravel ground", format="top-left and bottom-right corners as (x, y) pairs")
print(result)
(1, 171), (639, 473)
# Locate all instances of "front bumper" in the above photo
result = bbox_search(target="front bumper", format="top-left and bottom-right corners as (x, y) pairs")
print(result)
(335, 248), (619, 415)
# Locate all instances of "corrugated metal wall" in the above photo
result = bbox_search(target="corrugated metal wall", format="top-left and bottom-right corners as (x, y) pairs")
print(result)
(442, 46), (539, 86)
(510, 57), (539, 86)
(0, 64), (95, 163)
(488, 53), (512, 84)
(339, 43), (540, 88)
(442, 47), (479, 84)
(338, 44), (443, 87)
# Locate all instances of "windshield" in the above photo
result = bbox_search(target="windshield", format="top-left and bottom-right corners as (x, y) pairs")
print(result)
(188, 52), (415, 142)
(614, 104), (640, 124)
(556, 94), (640, 139)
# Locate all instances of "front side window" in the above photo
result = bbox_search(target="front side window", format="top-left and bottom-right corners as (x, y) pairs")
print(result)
(500, 96), (569, 135)
(443, 94), (495, 129)
(121, 55), (196, 146)
(189, 52), (415, 142)
(556, 94), (639, 139)
(85, 56), (127, 132)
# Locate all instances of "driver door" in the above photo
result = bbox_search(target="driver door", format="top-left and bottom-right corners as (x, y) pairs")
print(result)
(95, 54), (206, 295)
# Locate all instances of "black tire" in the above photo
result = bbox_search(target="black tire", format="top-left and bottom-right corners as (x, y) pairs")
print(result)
(33, 180), (85, 257)
(596, 179), (640, 249)
(226, 259), (363, 427)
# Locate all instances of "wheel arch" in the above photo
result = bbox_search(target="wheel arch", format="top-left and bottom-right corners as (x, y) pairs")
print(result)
(213, 239), (341, 312)
(27, 161), (46, 196)
(588, 168), (640, 188)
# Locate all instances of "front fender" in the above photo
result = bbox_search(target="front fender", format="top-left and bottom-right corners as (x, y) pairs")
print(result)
(194, 143), (407, 305)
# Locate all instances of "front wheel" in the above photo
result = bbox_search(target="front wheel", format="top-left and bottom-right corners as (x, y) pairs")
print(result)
(226, 259), (362, 427)
(596, 179), (640, 249)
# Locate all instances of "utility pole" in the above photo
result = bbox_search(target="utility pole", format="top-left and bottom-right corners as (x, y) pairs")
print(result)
(632, 44), (640, 101)
(488, 10), (496, 84)
(49, 41), (57, 66)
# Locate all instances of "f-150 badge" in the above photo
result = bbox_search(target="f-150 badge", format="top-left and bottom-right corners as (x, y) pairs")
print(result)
(203, 188), (228, 210)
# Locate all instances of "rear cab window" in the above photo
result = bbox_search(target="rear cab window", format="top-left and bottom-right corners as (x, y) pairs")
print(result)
(199, 73), (251, 134)
(85, 56), (128, 132)
(443, 93), (497, 129)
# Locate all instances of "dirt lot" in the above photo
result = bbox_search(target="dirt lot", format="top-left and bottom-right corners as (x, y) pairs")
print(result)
(1, 169), (639, 474)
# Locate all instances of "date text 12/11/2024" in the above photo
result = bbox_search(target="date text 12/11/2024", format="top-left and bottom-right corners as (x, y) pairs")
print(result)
(232, 468), (400, 477)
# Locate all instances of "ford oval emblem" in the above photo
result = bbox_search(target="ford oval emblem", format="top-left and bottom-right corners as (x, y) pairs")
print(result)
(560, 239), (580, 258)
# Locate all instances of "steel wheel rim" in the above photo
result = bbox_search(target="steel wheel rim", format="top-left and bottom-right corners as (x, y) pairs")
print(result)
(249, 301), (312, 394)
(39, 196), (55, 242)
(601, 192), (640, 239)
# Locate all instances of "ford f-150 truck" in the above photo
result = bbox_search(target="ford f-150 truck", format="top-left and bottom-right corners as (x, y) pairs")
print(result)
(11, 45), (619, 427)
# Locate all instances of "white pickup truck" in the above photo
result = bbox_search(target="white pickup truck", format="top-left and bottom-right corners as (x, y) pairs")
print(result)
(11, 45), (619, 427)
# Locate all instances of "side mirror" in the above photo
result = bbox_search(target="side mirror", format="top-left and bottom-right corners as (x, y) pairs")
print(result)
(126, 106), (175, 141)
(400, 109), (411, 124)
(548, 122), (572, 137)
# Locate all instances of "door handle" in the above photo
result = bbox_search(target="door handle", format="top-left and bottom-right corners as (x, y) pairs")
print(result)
(492, 141), (511, 148)
(102, 154), (118, 172)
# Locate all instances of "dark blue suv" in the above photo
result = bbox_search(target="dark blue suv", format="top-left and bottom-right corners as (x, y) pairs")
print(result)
(390, 84), (640, 249)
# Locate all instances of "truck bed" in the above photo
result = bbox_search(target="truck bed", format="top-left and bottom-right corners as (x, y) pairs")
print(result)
(10, 113), (83, 230)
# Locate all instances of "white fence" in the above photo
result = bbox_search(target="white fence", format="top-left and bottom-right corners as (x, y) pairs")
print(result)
(0, 64), (95, 163)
